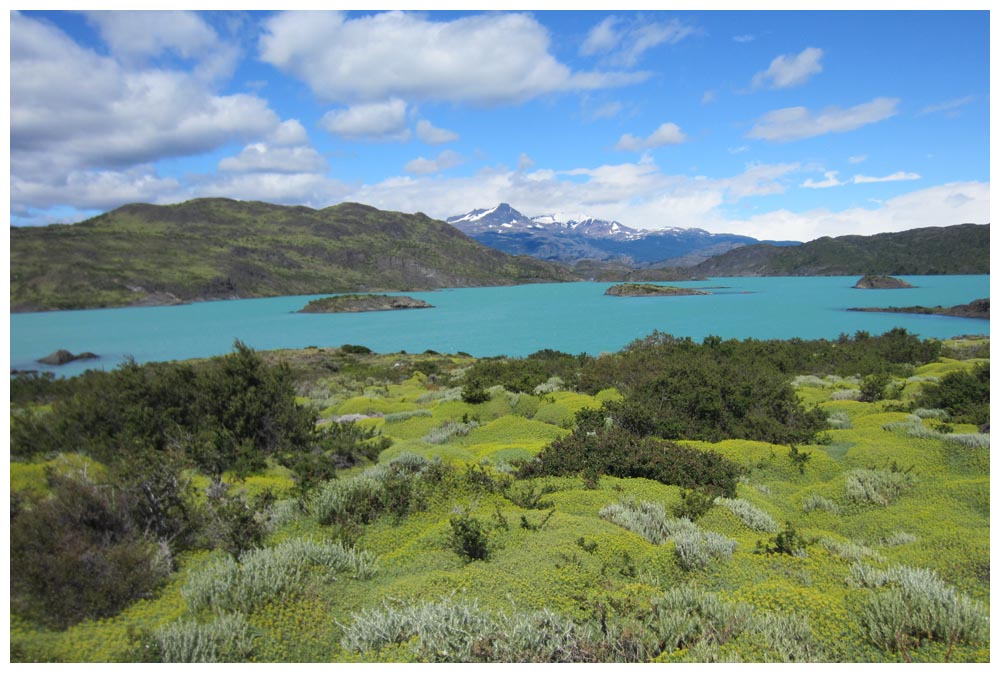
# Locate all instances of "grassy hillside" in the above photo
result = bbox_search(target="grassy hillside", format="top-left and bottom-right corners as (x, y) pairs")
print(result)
(689, 223), (989, 277)
(9, 199), (575, 312)
(10, 335), (989, 663)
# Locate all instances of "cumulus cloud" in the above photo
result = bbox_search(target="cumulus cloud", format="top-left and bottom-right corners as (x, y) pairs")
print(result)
(404, 150), (464, 175)
(518, 153), (535, 172)
(580, 15), (696, 66)
(722, 181), (989, 241)
(260, 11), (646, 106)
(9, 11), (282, 216)
(848, 154), (867, 164)
(11, 165), (184, 214)
(751, 47), (823, 89)
(218, 143), (327, 174)
(801, 171), (845, 189)
(416, 119), (459, 145)
(615, 122), (687, 151)
(853, 171), (921, 184)
(320, 99), (410, 141)
(747, 97), (899, 142)
(191, 172), (350, 208)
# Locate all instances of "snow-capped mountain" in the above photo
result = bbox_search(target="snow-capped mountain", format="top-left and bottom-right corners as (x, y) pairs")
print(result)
(447, 203), (799, 265)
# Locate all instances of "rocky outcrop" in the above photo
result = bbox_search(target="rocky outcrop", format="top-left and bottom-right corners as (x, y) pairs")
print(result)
(605, 283), (710, 297)
(849, 298), (989, 320)
(298, 294), (434, 313)
(853, 275), (915, 289)
(37, 349), (99, 365)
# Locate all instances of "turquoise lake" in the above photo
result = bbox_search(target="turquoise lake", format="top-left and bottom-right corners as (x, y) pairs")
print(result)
(10, 276), (990, 377)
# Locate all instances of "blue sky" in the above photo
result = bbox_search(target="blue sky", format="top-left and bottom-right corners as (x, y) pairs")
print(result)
(8, 7), (990, 241)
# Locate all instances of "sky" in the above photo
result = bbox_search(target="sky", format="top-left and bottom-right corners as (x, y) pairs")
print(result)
(7, 6), (991, 241)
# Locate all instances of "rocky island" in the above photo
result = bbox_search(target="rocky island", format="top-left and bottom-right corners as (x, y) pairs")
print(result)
(298, 294), (434, 313)
(853, 275), (915, 289)
(37, 349), (99, 366)
(849, 298), (989, 320)
(605, 283), (710, 297)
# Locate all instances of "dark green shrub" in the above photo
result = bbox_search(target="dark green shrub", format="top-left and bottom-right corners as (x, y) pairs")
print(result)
(672, 489), (716, 521)
(859, 373), (892, 403)
(504, 482), (556, 509)
(461, 380), (490, 404)
(915, 363), (989, 425)
(341, 344), (373, 355)
(519, 425), (740, 497)
(277, 421), (392, 495)
(756, 521), (811, 556)
(449, 511), (492, 561)
(204, 485), (275, 557)
(10, 471), (173, 628)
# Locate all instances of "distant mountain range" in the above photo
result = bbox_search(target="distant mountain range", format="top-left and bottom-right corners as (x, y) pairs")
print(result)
(687, 223), (990, 277)
(447, 203), (800, 265)
(9, 199), (573, 312)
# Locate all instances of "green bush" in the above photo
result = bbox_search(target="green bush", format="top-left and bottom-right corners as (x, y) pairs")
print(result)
(672, 488), (716, 521)
(520, 425), (740, 497)
(10, 469), (174, 629)
(448, 511), (493, 561)
(915, 363), (989, 425)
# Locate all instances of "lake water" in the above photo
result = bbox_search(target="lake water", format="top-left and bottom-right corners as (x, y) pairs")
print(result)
(10, 276), (990, 377)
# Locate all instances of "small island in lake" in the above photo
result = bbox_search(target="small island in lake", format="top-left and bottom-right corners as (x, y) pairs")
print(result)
(853, 275), (915, 289)
(849, 298), (989, 320)
(37, 349), (99, 366)
(605, 283), (710, 297)
(298, 294), (434, 313)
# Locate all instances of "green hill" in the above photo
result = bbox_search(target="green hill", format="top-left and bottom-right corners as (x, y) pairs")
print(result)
(689, 223), (989, 277)
(10, 199), (575, 312)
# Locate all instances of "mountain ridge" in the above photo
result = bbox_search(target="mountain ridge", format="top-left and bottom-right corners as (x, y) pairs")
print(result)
(447, 203), (798, 265)
(9, 198), (574, 312)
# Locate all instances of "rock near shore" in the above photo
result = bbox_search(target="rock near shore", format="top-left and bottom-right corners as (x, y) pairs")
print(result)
(605, 283), (710, 297)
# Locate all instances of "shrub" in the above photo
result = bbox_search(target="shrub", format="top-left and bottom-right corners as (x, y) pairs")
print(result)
(309, 453), (442, 525)
(879, 532), (918, 547)
(756, 521), (810, 556)
(520, 425), (740, 497)
(859, 373), (892, 403)
(154, 613), (259, 663)
(599, 499), (697, 545)
(504, 482), (556, 509)
(714, 497), (779, 532)
(850, 563), (989, 653)
(421, 419), (480, 444)
(674, 529), (737, 571)
(915, 363), (989, 425)
(448, 510), (493, 561)
(830, 389), (862, 401)
(912, 408), (949, 420)
(183, 538), (376, 614)
(10, 470), (174, 628)
(845, 467), (917, 506)
(827, 411), (852, 429)
(942, 433), (989, 449)
(672, 488), (716, 521)
(801, 494), (840, 514)
(341, 344), (373, 355)
(341, 597), (598, 662)
(820, 537), (882, 563)
(203, 485), (275, 557)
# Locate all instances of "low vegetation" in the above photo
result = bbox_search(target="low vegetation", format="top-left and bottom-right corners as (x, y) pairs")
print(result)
(9, 331), (989, 662)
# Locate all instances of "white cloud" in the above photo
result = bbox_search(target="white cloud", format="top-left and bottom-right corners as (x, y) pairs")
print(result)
(751, 47), (823, 89)
(416, 119), (459, 145)
(193, 172), (350, 208)
(702, 89), (717, 104)
(320, 99), (410, 141)
(218, 143), (327, 174)
(260, 11), (646, 106)
(269, 120), (310, 147)
(404, 150), (464, 175)
(518, 153), (535, 172)
(848, 154), (867, 164)
(11, 165), (184, 213)
(852, 171), (921, 184)
(580, 16), (621, 56)
(747, 97), (900, 142)
(9, 12), (281, 215)
(722, 182), (989, 241)
(615, 122), (686, 151)
(728, 145), (749, 154)
(801, 171), (845, 189)
(918, 95), (975, 116)
(588, 101), (624, 120)
(733, 34), (755, 43)
(580, 15), (697, 67)
(83, 10), (237, 82)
